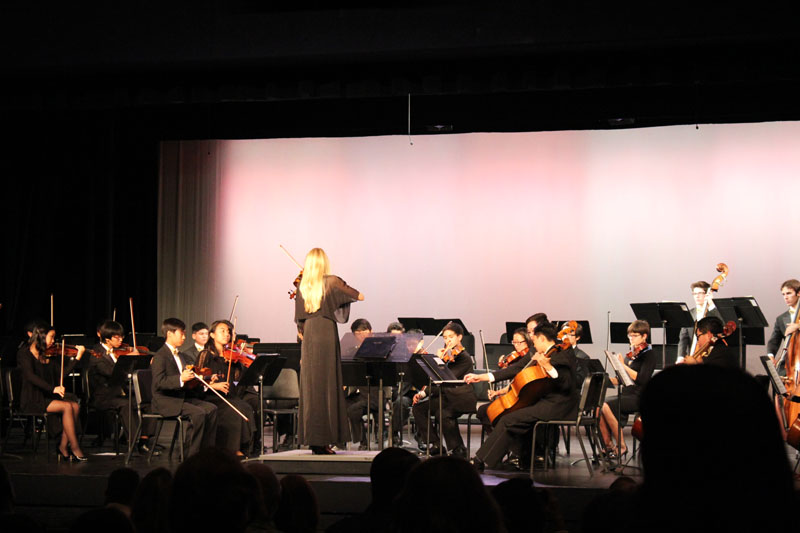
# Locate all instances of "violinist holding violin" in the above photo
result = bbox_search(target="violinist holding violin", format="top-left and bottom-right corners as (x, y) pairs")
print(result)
(682, 317), (739, 368)
(598, 320), (656, 459)
(195, 320), (257, 456)
(18, 323), (88, 461)
(464, 328), (534, 429)
(88, 320), (145, 450)
(411, 322), (476, 458)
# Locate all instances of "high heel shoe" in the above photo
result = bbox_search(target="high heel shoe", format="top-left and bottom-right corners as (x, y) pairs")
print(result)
(70, 452), (88, 462)
(57, 446), (71, 463)
(310, 445), (335, 455)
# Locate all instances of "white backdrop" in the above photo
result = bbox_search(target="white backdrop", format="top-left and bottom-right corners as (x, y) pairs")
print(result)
(206, 122), (800, 372)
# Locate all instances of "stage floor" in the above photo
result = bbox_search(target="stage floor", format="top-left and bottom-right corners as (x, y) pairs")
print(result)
(1, 423), (647, 531)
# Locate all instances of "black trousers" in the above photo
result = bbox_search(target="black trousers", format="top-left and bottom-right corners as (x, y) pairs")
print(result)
(346, 392), (379, 443)
(475, 404), (543, 468)
(412, 396), (466, 452)
(93, 395), (137, 441)
(181, 398), (218, 457)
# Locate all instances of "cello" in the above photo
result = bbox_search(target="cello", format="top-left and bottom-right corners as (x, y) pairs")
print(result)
(779, 310), (800, 442)
(485, 345), (558, 425)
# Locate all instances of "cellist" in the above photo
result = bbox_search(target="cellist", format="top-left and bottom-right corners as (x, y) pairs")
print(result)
(766, 279), (800, 366)
(681, 317), (739, 368)
(468, 322), (579, 471)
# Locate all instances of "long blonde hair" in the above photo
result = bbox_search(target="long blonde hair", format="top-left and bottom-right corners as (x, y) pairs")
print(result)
(299, 248), (331, 313)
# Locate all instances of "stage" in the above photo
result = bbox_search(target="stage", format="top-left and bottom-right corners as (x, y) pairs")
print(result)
(1, 425), (643, 532)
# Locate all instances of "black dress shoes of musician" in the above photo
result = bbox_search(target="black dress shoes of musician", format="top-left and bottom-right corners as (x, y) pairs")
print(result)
(450, 445), (467, 459)
(138, 440), (162, 457)
(468, 457), (486, 472)
(310, 445), (336, 455)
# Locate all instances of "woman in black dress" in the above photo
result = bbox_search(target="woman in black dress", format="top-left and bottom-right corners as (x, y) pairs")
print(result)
(18, 323), (87, 461)
(195, 319), (256, 456)
(294, 248), (363, 455)
(598, 319), (656, 458)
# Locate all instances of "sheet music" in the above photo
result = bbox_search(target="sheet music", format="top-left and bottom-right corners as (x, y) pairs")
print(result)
(604, 350), (635, 387)
(760, 355), (787, 395)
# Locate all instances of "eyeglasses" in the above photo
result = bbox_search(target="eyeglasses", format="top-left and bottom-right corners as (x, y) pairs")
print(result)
(627, 333), (642, 338)
(511, 340), (526, 345)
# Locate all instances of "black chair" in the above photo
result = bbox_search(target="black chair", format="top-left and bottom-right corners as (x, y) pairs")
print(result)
(80, 366), (121, 454)
(262, 368), (299, 453)
(530, 372), (608, 479)
(125, 369), (187, 464)
(1, 367), (50, 457)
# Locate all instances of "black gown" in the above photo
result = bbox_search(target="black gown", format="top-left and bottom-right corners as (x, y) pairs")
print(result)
(294, 275), (360, 446)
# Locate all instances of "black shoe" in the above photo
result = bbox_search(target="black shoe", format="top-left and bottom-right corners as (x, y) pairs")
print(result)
(138, 441), (161, 457)
(450, 446), (467, 459)
(357, 442), (369, 451)
(57, 446), (71, 463)
(70, 452), (88, 462)
(500, 455), (521, 471)
(532, 455), (546, 469)
(310, 445), (335, 455)
(427, 445), (441, 456)
(469, 457), (486, 472)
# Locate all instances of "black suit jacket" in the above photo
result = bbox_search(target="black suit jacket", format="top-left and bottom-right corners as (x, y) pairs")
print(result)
(151, 344), (190, 417)
(429, 350), (477, 414)
(767, 309), (794, 356)
(89, 346), (124, 404)
(181, 344), (201, 366)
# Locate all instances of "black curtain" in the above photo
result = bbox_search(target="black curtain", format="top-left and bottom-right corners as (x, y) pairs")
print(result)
(0, 108), (159, 356)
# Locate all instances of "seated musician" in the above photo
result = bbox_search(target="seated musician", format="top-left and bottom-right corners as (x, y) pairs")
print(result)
(181, 322), (209, 366)
(89, 320), (147, 451)
(677, 280), (723, 363)
(468, 322), (578, 471)
(151, 318), (218, 457)
(344, 318), (381, 449)
(561, 322), (591, 388)
(195, 320), (257, 456)
(392, 327), (422, 445)
(598, 319), (656, 459)
(412, 322), (476, 457)
(464, 328), (534, 430)
(682, 316), (739, 368)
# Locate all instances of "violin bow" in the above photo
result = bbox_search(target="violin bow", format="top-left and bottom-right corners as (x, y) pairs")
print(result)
(280, 245), (304, 269)
(190, 371), (249, 421)
(50, 293), (54, 327)
(60, 339), (65, 388)
(229, 295), (239, 322)
(129, 297), (138, 353)
(227, 317), (237, 384)
(112, 307), (117, 321)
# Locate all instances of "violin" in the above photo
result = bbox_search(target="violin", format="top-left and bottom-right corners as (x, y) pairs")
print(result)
(688, 320), (737, 359)
(438, 344), (463, 363)
(184, 364), (221, 389)
(114, 342), (150, 356)
(556, 320), (579, 351)
(44, 343), (97, 358)
(222, 343), (256, 368)
(498, 347), (529, 369)
(625, 342), (650, 361)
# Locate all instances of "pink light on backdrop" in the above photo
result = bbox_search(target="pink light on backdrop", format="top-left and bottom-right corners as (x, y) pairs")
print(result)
(212, 123), (800, 371)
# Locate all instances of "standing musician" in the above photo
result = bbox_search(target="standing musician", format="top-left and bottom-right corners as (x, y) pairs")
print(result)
(767, 279), (800, 365)
(89, 320), (144, 451)
(294, 247), (364, 455)
(195, 320), (257, 456)
(677, 281), (723, 363)
(598, 319), (656, 459)
(18, 323), (88, 461)
(682, 316), (739, 368)
(181, 322), (209, 366)
(411, 322), (476, 458)
(150, 318), (218, 457)
(468, 322), (578, 471)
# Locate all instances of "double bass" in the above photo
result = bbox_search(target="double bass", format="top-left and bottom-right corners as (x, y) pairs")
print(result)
(779, 309), (800, 447)
(485, 345), (558, 425)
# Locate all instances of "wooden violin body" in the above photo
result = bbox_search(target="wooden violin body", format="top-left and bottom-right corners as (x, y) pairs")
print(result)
(486, 363), (554, 425)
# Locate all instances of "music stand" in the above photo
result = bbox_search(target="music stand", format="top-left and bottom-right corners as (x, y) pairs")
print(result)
(715, 297), (769, 368)
(504, 322), (526, 343)
(414, 354), (465, 457)
(237, 355), (286, 456)
(630, 302), (694, 369)
(110, 356), (152, 457)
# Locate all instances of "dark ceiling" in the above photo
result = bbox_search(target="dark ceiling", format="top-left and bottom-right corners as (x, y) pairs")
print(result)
(4, 2), (800, 138)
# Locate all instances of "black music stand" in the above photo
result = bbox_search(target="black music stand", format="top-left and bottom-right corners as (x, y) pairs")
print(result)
(715, 297), (769, 368)
(553, 320), (593, 344)
(237, 355), (286, 456)
(504, 322), (526, 343)
(630, 302), (694, 368)
(110, 356), (152, 457)
(414, 354), (465, 457)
